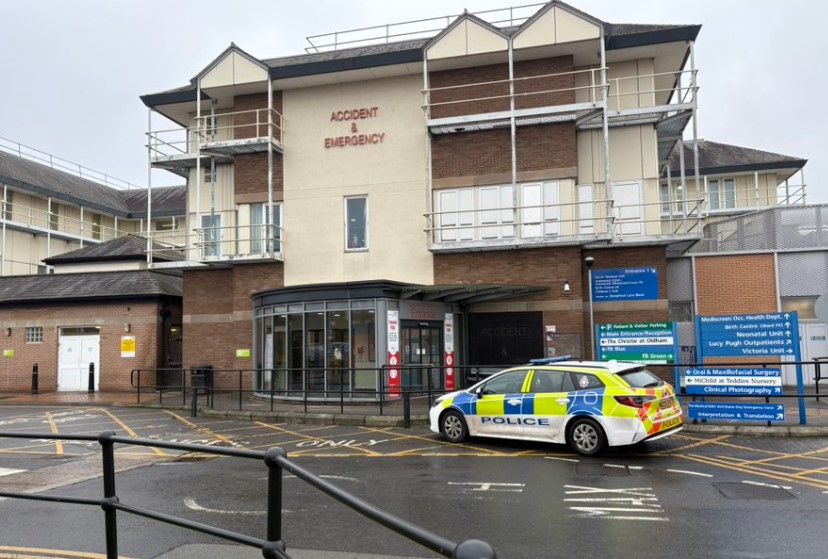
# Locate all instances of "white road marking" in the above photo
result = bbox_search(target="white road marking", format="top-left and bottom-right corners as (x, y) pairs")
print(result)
(564, 485), (668, 522)
(742, 480), (792, 490)
(184, 497), (277, 515)
(544, 456), (579, 462)
(603, 463), (643, 470)
(0, 468), (25, 477)
(667, 469), (714, 477)
(448, 482), (525, 492)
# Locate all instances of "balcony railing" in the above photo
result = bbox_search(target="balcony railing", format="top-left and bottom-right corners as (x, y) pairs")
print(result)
(147, 107), (284, 163)
(425, 196), (704, 251)
(0, 202), (128, 242)
(424, 67), (697, 128)
(147, 223), (284, 265)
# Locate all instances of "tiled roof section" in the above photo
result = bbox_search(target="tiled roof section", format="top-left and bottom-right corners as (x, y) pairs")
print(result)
(666, 141), (807, 175)
(262, 39), (429, 68)
(607, 23), (693, 36)
(0, 270), (182, 305)
(0, 150), (128, 214)
(41, 235), (183, 264)
(0, 151), (185, 217)
(122, 185), (186, 217)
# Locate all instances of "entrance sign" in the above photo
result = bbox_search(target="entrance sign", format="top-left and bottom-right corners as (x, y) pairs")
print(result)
(591, 267), (658, 301)
(685, 368), (783, 396)
(596, 322), (677, 364)
(386, 310), (400, 398)
(444, 314), (455, 391)
(688, 402), (785, 422)
(695, 312), (798, 357)
(695, 312), (804, 424)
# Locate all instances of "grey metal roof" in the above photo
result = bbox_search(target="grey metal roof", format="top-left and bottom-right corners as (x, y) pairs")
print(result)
(0, 151), (185, 217)
(665, 141), (807, 176)
(42, 235), (183, 265)
(0, 270), (182, 305)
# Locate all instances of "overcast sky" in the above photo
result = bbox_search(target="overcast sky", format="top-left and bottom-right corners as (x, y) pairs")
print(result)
(1, 0), (823, 201)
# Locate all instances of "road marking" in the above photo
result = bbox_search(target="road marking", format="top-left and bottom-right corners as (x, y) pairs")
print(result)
(0, 546), (137, 559)
(742, 480), (792, 490)
(164, 410), (244, 451)
(604, 463), (643, 470)
(99, 409), (167, 457)
(448, 482), (525, 492)
(564, 485), (668, 521)
(666, 469), (714, 477)
(184, 496), (271, 515)
(681, 454), (828, 492)
(545, 456), (579, 462)
(0, 468), (25, 477)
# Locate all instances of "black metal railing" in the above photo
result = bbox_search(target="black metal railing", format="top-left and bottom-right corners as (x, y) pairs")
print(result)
(0, 430), (496, 559)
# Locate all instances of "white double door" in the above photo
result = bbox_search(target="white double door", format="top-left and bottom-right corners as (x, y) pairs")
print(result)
(58, 334), (100, 391)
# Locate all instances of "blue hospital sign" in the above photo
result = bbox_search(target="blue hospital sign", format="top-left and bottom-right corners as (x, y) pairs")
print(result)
(591, 267), (659, 301)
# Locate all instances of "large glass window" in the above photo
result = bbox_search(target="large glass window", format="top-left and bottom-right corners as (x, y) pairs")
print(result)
(91, 213), (102, 240)
(250, 203), (282, 253)
(707, 178), (736, 210)
(49, 202), (60, 231)
(345, 196), (368, 250)
(200, 214), (222, 257)
(3, 190), (12, 221)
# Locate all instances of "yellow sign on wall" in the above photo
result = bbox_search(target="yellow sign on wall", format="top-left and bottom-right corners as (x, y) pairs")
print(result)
(121, 335), (136, 358)
(3, 349), (13, 357)
(236, 349), (251, 358)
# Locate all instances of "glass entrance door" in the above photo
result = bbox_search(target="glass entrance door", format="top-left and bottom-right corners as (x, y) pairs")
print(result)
(401, 323), (443, 391)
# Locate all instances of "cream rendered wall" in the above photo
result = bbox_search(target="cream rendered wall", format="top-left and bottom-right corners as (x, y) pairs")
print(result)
(282, 74), (431, 286)
(200, 52), (268, 89)
(426, 20), (507, 60)
(513, 5), (599, 50)
(187, 164), (234, 217)
(607, 60), (655, 111)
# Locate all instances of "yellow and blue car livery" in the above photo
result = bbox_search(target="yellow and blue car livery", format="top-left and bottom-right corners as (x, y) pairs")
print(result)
(429, 359), (683, 454)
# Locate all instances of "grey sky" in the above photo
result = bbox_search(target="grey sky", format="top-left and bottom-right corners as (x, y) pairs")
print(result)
(1, 0), (823, 201)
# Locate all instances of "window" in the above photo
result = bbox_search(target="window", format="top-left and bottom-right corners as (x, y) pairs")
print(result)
(200, 214), (222, 257)
(660, 182), (686, 216)
(707, 178), (736, 210)
(250, 203), (282, 253)
(481, 370), (529, 395)
(530, 370), (567, 393)
(345, 196), (367, 250)
(3, 190), (12, 220)
(155, 218), (177, 231)
(91, 213), (102, 240)
(49, 203), (60, 230)
(569, 372), (604, 390)
(25, 327), (43, 343)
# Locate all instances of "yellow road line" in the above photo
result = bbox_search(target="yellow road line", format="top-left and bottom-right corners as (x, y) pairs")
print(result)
(98, 409), (167, 457)
(252, 422), (381, 457)
(44, 412), (64, 455)
(681, 453), (828, 491)
(164, 410), (240, 449)
(357, 426), (510, 457)
(0, 545), (135, 559)
(655, 434), (733, 453)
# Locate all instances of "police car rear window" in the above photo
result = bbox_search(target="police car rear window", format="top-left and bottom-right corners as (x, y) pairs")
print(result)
(618, 369), (663, 388)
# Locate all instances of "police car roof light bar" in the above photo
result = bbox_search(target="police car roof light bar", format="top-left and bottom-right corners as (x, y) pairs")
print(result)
(528, 356), (572, 365)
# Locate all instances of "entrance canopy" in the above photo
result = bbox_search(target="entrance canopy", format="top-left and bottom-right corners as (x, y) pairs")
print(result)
(400, 283), (547, 304)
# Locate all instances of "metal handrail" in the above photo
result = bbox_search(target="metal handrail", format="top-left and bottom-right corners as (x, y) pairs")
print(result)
(0, 431), (496, 559)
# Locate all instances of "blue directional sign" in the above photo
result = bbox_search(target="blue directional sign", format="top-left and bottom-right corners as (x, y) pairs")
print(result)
(695, 312), (799, 358)
(685, 368), (783, 396)
(592, 267), (659, 301)
(596, 322), (677, 364)
(687, 402), (785, 422)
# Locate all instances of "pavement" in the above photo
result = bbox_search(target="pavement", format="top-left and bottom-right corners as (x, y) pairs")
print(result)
(2, 388), (828, 436)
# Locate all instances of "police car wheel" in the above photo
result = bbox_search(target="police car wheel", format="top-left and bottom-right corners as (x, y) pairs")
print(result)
(567, 418), (606, 456)
(441, 410), (468, 443)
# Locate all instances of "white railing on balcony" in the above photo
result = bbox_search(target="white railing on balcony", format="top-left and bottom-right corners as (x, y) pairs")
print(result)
(1, 201), (128, 242)
(424, 68), (697, 121)
(147, 224), (283, 264)
(426, 197), (703, 250)
(147, 107), (284, 162)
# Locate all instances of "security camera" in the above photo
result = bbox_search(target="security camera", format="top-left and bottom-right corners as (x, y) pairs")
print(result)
(584, 256), (595, 268)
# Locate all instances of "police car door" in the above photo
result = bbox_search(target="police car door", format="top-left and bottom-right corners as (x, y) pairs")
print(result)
(522, 369), (571, 443)
(470, 369), (529, 438)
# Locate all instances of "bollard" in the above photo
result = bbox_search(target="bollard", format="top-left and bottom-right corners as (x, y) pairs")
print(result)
(88, 362), (95, 393)
(31, 363), (38, 395)
(403, 391), (411, 429)
(190, 384), (198, 418)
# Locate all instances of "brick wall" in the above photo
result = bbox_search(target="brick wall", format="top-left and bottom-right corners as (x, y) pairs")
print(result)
(695, 254), (777, 315)
(234, 152), (284, 199)
(0, 300), (167, 393)
(233, 92), (284, 139)
(182, 264), (283, 380)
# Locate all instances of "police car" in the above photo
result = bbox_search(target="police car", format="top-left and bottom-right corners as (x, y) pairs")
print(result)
(429, 357), (683, 455)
